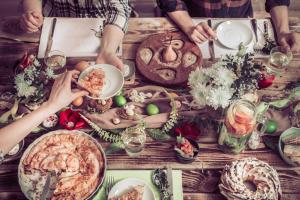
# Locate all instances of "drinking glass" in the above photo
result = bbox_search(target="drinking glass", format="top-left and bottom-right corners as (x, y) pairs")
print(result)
(122, 128), (146, 157)
(44, 50), (67, 76)
(269, 46), (293, 71)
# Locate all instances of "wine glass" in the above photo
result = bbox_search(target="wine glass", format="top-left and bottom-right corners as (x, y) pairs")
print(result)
(44, 50), (67, 76)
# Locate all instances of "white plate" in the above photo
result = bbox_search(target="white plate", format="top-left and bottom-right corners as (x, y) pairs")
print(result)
(108, 178), (155, 200)
(78, 64), (124, 100)
(216, 21), (253, 49)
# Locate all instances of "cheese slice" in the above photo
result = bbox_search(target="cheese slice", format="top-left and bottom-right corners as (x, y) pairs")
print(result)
(109, 185), (144, 200)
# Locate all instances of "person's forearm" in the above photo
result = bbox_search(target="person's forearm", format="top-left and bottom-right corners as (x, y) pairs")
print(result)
(270, 6), (290, 37)
(0, 102), (55, 154)
(168, 11), (195, 36)
(99, 25), (124, 55)
(22, 0), (42, 12)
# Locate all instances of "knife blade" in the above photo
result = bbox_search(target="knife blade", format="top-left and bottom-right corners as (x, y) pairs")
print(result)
(45, 18), (57, 57)
(166, 166), (173, 200)
(207, 19), (215, 61)
(251, 18), (258, 43)
(40, 173), (51, 200)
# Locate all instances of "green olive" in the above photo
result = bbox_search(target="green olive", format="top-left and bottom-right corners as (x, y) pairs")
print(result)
(146, 103), (160, 115)
(114, 95), (127, 107)
(266, 120), (278, 134)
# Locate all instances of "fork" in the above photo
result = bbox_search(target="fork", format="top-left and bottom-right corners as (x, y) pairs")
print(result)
(105, 176), (115, 198)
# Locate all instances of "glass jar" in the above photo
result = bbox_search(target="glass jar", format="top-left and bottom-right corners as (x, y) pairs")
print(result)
(44, 50), (67, 76)
(121, 124), (146, 157)
(218, 99), (257, 154)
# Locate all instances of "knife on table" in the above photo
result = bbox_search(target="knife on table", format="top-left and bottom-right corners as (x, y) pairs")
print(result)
(251, 18), (258, 43)
(167, 166), (174, 200)
(45, 18), (57, 57)
(207, 19), (215, 61)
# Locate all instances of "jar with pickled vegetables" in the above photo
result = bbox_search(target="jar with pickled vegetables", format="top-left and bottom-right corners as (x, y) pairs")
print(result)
(218, 99), (257, 154)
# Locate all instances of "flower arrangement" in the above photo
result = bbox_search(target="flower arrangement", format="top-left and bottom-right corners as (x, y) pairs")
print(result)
(14, 53), (55, 104)
(188, 44), (262, 110)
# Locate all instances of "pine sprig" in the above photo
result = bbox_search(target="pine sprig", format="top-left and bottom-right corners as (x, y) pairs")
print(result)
(79, 113), (122, 143)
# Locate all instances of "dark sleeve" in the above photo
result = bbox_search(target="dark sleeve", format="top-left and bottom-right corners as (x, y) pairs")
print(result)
(265, 0), (290, 12)
(156, 0), (187, 13)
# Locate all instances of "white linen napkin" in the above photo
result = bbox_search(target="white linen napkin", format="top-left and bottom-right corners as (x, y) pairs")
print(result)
(192, 18), (275, 59)
(38, 17), (122, 58)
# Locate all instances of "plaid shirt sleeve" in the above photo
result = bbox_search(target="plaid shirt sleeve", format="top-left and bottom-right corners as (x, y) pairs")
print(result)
(157, 0), (187, 13)
(103, 0), (131, 33)
(265, 0), (290, 12)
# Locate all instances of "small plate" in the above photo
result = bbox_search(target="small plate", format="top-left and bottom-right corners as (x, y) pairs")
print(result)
(216, 21), (253, 49)
(108, 178), (155, 200)
(78, 64), (124, 100)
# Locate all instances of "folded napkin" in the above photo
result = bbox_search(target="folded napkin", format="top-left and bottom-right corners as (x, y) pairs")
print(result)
(93, 170), (183, 200)
(38, 17), (122, 58)
(192, 18), (275, 59)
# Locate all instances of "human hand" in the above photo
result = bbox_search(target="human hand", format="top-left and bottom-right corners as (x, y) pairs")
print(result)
(188, 22), (216, 44)
(20, 11), (43, 33)
(96, 51), (124, 72)
(278, 32), (300, 53)
(46, 70), (88, 112)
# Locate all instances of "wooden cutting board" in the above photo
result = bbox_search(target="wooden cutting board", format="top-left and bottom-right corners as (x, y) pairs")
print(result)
(0, 16), (40, 43)
(136, 32), (202, 86)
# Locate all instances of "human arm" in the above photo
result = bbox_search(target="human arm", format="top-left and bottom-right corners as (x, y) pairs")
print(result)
(20, 0), (44, 32)
(0, 70), (88, 155)
(157, 0), (215, 44)
(267, 0), (300, 52)
(96, 0), (131, 71)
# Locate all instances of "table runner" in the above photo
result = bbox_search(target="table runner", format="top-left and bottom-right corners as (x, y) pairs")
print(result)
(93, 170), (183, 200)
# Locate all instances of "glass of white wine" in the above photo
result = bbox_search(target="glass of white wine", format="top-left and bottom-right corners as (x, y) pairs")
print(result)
(44, 50), (67, 76)
(269, 46), (293, 71)
(122, 128), (146, 157)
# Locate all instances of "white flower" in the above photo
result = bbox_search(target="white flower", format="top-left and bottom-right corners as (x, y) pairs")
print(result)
(211, 66), (236, 87)
(15, 81), (36, 98)
(190, 85), (207, 107)
(188, 68), (210, 88)
(206, 87), (233, 109)
(45, 67), (55, 79)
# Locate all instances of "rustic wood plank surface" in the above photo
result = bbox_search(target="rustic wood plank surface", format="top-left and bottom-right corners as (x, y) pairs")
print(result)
(0, 17), (300, 200)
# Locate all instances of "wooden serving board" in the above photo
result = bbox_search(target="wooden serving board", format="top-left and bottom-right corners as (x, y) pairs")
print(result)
(0, 17), (40, 43)
(136, 32), (202, 86)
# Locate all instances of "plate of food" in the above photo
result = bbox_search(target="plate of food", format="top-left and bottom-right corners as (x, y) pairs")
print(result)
(18, 130), (107, 200)
(78, 64), (124, 100)
(108, 178), (155, 200)
(216, 21), (253, 49)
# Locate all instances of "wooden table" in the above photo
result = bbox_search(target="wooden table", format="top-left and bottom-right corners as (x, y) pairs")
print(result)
(0, 17), (300, 200)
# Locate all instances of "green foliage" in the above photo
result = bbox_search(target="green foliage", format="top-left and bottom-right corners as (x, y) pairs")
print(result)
(79, 113), (122, 144)
(147, 129), (172, 141)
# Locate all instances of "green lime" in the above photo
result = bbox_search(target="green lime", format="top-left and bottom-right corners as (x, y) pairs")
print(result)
(266, 120), (278, 134)
(114, 95), (127, 107)
(146, 103), (160, 115)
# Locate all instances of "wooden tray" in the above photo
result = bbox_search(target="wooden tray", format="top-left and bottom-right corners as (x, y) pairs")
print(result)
(136, 32), (202, 86)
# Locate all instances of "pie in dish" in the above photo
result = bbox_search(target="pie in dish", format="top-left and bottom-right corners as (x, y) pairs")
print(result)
(18, 130), (106, 200)
(78, 68), (105, 97)
(109, 185), (144, 200)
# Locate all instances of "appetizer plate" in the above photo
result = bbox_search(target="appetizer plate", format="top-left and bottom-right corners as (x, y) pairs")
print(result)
(108, 178), (155, 200)
(278, 127), (300, 167)
(216, 21), (253, 49)
(78, 64), (124, 100)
